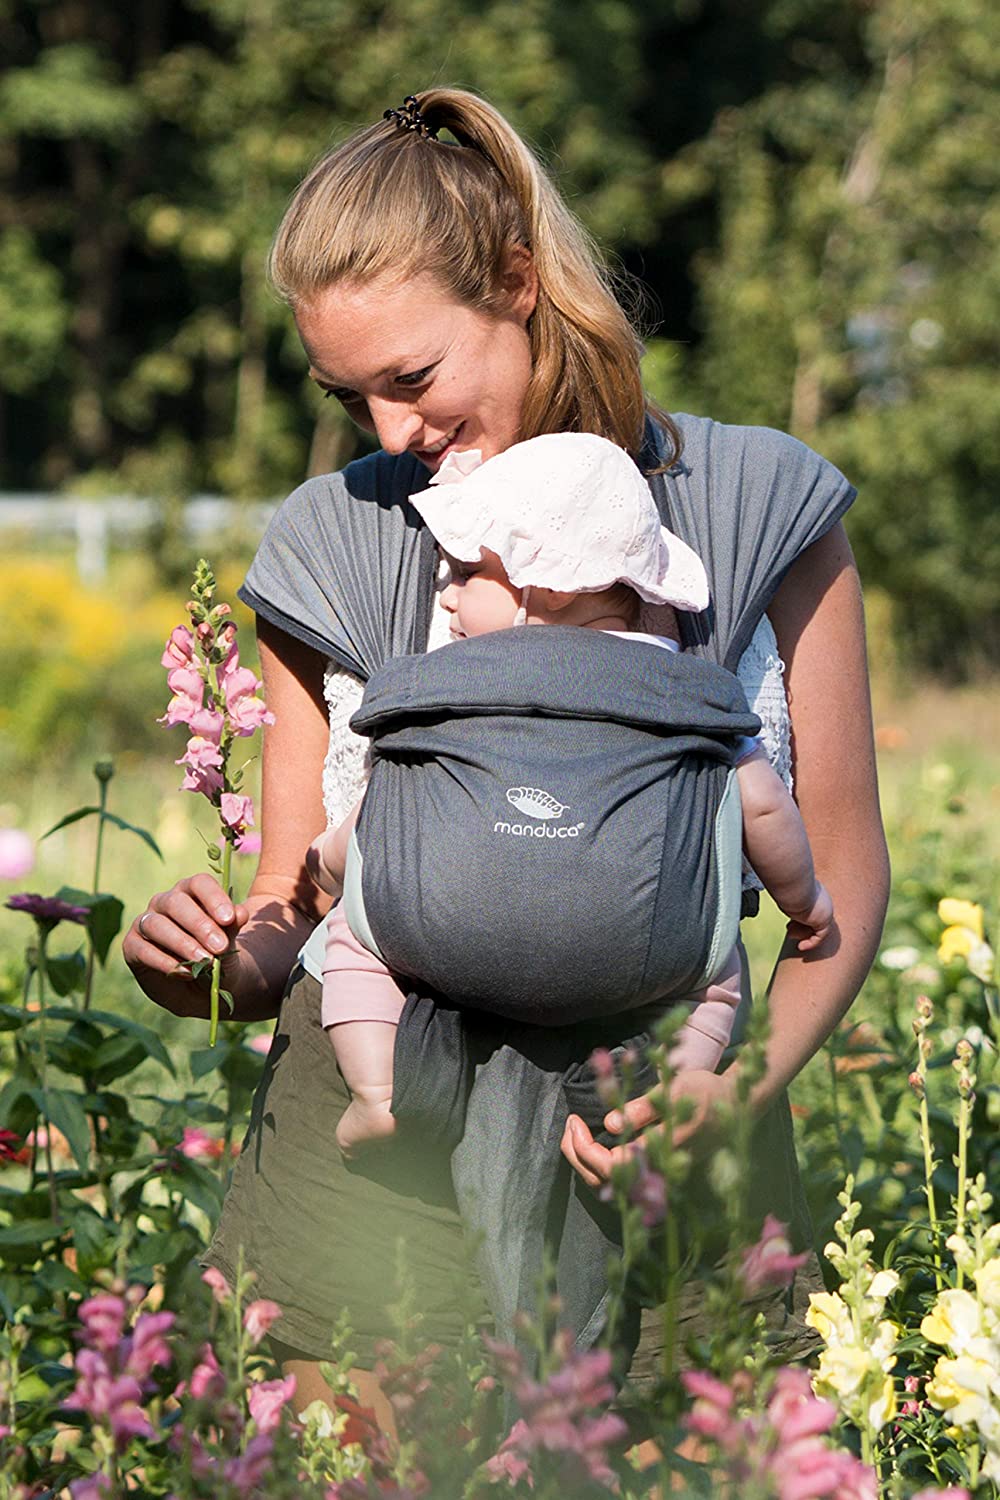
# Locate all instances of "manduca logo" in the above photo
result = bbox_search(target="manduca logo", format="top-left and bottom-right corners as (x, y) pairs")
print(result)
(506, 786), (568, 820)
(495, 786), (584, 842)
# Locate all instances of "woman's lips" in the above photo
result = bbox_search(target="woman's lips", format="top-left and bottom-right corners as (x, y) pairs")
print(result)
(413, 424), (464, 468)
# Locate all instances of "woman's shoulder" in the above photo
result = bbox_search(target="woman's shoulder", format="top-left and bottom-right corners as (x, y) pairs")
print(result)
(272, 448), (428, 526)
(667, 412), (854, 498)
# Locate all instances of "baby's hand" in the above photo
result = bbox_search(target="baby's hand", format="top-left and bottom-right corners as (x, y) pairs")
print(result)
(785, 881), (833, 952)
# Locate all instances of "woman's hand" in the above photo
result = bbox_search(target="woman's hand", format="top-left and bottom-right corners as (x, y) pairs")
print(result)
(560, 1068), (737, 1188)
(123, 875), (251, 1019)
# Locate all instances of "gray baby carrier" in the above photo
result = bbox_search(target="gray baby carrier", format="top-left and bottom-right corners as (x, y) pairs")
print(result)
(345, 626), (761, 1023)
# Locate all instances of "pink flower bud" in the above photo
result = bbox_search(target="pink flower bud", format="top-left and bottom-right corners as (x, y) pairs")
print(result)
(161, 625), (195, 670)
(243, 1298), (283, 1346)
(908, 1071), (925, 1097)
(201, 1266), (232, 1305)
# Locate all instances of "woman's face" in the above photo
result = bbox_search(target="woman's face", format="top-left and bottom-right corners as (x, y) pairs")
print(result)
(295, 266), (536, 472)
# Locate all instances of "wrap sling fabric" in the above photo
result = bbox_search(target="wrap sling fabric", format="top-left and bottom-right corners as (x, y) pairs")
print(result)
(230, 413), (857, 1362)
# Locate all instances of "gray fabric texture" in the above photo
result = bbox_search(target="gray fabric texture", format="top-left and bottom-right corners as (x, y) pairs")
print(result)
(352, 628), (760, 1019)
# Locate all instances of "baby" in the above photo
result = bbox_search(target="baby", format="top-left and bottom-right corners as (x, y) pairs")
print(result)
(308, 434), (832, 1154)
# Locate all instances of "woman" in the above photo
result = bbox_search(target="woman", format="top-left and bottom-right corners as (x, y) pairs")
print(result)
(123, 87), (889, 1427)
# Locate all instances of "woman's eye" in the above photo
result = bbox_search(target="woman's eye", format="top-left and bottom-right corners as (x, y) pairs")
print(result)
(395, 366), (433, 388)
(324, 388), (361, 405)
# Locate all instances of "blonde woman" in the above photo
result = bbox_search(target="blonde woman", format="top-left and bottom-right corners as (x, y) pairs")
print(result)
(124, 88), (888, 1429)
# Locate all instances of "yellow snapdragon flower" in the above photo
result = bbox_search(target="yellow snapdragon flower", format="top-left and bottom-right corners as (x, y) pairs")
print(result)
(922, 1289), (988, 1355)
(938, 898), (995, 982)
(926, 1354), (998, 1429)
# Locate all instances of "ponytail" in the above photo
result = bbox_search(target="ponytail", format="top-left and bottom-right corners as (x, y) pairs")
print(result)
(269, 88), (679, 464)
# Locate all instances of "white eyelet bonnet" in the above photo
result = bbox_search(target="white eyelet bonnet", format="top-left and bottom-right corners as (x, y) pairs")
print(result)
(410, 432), (709, 612)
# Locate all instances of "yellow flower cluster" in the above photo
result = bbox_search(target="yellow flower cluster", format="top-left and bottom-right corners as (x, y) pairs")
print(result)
(938, 897), (995, 984)
(806, 1269), (899, 1434)
(923, 1263), (1000, 1480)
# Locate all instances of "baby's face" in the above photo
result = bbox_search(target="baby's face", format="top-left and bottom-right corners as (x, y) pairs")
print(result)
(439, 549), (523, 640)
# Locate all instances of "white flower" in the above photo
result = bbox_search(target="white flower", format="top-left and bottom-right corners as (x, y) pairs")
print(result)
(879, 945), (920, 971)
(868, 1269), (900, 1303)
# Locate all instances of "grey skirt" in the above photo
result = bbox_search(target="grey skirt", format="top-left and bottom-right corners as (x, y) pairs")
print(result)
(204, 966), (824, 1369)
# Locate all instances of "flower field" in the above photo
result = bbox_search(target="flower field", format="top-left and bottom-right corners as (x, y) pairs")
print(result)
(0, 616), (998, 1495)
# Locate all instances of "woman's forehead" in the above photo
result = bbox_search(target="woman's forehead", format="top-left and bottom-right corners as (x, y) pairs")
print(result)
(296, 274), (456, 384)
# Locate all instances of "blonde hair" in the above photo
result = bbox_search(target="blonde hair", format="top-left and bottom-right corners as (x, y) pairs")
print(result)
(269, 88), (679, 464)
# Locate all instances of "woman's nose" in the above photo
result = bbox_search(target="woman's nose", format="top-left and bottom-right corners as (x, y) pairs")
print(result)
(439, 581), (458, 613)
(366, 397), (423, 456)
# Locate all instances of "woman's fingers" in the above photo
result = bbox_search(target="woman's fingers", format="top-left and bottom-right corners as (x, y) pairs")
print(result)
(124, 877), (248, 976)
(561, 1115), (622, 1187)
(604, 1092), (661, 1136)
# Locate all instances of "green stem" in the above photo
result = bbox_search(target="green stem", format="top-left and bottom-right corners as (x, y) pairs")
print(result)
(955, 1094), (969, 1288)
(208, 838), (233, 1046)
(918, 1095), (943, 1290)
(82, 777), (108, 1012)
(35, 927), (59, 1225)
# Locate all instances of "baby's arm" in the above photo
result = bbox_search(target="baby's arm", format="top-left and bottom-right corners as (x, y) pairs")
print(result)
(306, 797), (363, 897)
(737, 745), (833, 951)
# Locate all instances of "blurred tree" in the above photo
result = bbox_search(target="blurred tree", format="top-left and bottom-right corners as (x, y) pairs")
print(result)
(648, 0), (1000, 668)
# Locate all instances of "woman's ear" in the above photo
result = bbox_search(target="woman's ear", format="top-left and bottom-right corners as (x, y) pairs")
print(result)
(501, 244), (538, 323)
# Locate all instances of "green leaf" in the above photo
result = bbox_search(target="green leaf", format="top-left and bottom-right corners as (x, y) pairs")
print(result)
(45, 950), (86, 997)
(190, 1041), (231, 1078)
(0, 1005), (30, 1033)
(87, 894), (125, 965)
(67, 1204), (116, 1277)
(41, 806), (100, 839)
(99, 812), (163, 860)
(29, 1087), (91, 1172)
(0, 1220), (61, 1248)
(45, 1007), (175, 1075)
(90, 1034), (148, 1086)
(169, 1159), (224, 1219)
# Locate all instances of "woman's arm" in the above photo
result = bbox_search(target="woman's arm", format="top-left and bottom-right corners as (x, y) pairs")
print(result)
(562, 522), (890, 1181)
(122, 619), (335, 1021)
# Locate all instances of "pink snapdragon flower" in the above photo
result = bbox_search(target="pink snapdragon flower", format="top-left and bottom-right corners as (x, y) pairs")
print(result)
(223, 1432), (274, 1491)
(202, 1266), (232, 1305)
(682, 1366), (878, 1500)
(220, 794), (255, 834)
(224, 666), (276, 737)
(243, 1298), (283, 1346)
(161, 625), (195, 669)
(77, 1292), (127, 1355)
(739, 1215), (811, 1295)
(248, 1373), (297, 1434)
(179, 1341), (226, 1401)
(159, 666), (205, 727)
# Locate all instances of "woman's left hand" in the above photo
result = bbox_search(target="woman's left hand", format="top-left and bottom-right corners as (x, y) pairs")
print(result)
(560, 1068), (737, 1189)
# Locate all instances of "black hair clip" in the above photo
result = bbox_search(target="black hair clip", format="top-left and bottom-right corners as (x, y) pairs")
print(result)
(383, 95), (438, 140)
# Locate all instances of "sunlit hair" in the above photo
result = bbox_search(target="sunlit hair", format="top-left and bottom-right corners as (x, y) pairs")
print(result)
(269, 87), (680, 464)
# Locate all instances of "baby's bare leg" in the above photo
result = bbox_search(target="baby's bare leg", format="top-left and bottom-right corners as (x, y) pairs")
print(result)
(327, 1021), (397, 1156)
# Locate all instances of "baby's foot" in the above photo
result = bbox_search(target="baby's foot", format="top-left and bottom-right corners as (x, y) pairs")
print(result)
(336, 1093), (396, 1158)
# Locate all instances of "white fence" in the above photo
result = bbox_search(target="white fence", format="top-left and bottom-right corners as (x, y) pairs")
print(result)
(0, 495), (278, 584)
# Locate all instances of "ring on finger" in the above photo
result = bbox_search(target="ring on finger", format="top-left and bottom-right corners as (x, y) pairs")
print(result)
(138, 912), (154, 940)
